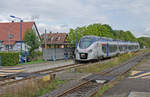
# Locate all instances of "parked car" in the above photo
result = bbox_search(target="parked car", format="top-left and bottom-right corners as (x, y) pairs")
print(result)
(19, 51), (31, 63)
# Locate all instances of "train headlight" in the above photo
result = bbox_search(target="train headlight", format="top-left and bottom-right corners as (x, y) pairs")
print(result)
(88, 49), (92, 53)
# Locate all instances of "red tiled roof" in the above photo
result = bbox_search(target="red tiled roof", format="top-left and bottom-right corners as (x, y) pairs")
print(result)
(0, 22), (34, 45)
(41, 33), (67, 44)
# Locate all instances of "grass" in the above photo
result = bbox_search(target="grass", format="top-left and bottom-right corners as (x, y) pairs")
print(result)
(75, 50), (148, 73)
(95, 84), (110, 97)
(75, 53), (133, 73)
(17, 59), (47, 66)
(1, 79), (65, 97)
(93, 49), (150, 97)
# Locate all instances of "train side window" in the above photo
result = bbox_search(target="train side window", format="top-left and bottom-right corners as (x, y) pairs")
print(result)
(102, 45), (106, 53)
(109, 45), (112, 52)
(128, 45), (132, 50)
(119, 45), (122, 51)
(109, 45), (117, 53)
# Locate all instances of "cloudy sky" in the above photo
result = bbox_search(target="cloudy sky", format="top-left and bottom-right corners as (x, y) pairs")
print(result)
(0, 0), (150, 37)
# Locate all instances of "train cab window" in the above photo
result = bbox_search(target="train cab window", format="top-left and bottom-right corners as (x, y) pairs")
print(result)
(79, 37), (93, 49)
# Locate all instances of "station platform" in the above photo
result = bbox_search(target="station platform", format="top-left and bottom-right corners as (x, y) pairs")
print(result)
(128, 92), (150, 97)
(102, 56), (150, 97)
(0, 67), (25, 77)
(0, 59), (74, 77)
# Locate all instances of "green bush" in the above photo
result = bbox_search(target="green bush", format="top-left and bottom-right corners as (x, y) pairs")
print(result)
(0, 52), (19, 66)
(29, 51), (42, 61)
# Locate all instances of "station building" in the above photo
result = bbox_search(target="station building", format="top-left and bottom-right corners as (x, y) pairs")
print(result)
(41, 33), (74, 60)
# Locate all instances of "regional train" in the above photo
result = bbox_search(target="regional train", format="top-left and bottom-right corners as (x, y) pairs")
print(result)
(75, 35), (140, 62)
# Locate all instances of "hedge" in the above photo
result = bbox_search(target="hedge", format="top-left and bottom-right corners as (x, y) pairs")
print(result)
(0, 52), (19, 66)
(29, 51), (42, 61)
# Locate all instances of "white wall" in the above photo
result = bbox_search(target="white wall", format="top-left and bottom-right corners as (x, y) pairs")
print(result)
(13, 42), (27, 51)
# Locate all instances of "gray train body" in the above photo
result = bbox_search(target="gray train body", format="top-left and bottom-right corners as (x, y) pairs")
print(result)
(75, 35), (140, 61)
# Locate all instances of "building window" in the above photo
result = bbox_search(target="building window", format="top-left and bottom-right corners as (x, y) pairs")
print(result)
(48, 38), (51, 42)
(55, 37), (61, 41)
(9, 34), (14, 39)
(9, 45), (13, 49)
(55, 37), (59, 41)
(51, 37), (53, 41)
(5, 45), (9, 49)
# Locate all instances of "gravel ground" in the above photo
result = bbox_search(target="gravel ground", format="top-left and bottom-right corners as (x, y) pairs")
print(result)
(40, 53), (149, 97)
(40, 72), (90, 97)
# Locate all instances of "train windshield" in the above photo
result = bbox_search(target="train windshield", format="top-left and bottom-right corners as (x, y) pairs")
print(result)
(79, 37), (94, 49)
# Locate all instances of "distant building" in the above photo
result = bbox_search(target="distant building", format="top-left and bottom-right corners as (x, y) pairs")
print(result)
(41, 33), (69, 48)
(41, 32), (74, 60)
(0, 21), (41, 52)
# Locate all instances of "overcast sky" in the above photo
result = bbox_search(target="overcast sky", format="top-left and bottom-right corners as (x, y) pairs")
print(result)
(0, 0), (150, 37)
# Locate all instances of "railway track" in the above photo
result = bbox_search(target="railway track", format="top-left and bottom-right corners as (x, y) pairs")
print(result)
(0, 51), (148, 96)
(54, 52), (150, 97)
(0, 63), (84, 86)
(0, 56), (113, 87)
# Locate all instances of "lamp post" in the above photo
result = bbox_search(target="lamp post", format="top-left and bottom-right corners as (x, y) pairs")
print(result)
(76, 32), (77, 48)
(10, 15), (23, 64)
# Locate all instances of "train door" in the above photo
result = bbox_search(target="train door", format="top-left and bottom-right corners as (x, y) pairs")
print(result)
(94, 42), (99, 59)
(96, 42), (101, 59)
(106, 42), (109, 57)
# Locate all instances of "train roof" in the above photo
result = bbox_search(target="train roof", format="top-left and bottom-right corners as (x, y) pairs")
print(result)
(81, 35), (139, 44)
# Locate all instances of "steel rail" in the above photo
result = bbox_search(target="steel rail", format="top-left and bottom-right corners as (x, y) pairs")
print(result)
(0, 63), (83, 86)
(55, 53), (150, 97)
(90, 53), (150, 97)
(0, 57), (113, 86)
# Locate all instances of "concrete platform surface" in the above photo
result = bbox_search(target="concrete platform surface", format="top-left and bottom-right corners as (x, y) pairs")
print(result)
(128, 92), (150, 97)
(24, 60), (74, 72)
(102, 57), (150, 97)
(0, 60), (74, 77)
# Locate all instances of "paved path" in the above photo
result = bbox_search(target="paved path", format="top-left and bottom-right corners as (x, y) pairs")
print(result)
(102, 56), (150, 97)
(23, 60), (74, 72)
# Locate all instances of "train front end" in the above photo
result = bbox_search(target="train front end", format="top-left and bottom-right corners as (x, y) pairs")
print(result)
(75, 36), (97, 61)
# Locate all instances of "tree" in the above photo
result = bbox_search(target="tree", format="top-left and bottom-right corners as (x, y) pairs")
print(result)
(67, 23), (114, 46)
(112, 30), (137, 42)
(67, 23), (149, 48)
(23, 29), (40, 59)
(138, 37), (150, 48)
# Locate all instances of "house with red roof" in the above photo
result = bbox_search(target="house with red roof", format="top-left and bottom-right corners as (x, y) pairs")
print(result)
(0, 21), (40, 51)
